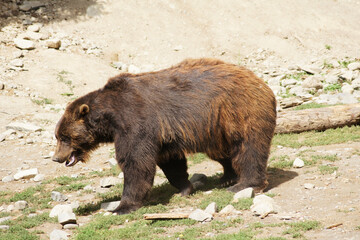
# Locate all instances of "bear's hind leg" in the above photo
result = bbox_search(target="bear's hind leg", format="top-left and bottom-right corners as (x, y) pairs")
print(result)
(157, 152), (193, 196)
(217, 158), (238, 187)
(227, 138), (270, 193)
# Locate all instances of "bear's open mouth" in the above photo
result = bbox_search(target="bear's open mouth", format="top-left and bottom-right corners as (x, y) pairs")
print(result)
(65, 152), (78, 167)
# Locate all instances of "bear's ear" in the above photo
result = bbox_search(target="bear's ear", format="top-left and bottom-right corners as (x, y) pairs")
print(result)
(78, 104), (90, 117)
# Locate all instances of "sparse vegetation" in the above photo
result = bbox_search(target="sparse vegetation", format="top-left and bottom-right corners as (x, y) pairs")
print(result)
(318, 165), (338, 174)
(293, 103), (329, 111)
(324, 83), (341, 92)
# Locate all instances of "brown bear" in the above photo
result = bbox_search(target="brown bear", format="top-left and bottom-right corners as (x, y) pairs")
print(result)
(52, 58), (277, 214)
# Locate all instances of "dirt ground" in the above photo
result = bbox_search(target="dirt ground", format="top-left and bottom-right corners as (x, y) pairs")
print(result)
(1, 0), (360, 239)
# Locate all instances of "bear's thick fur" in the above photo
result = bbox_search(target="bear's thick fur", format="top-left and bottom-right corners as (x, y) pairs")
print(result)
(53, 58), (277, 214)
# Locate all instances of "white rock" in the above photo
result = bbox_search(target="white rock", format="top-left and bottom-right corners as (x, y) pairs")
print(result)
(348, 62), (360, 71)
(86, 5), (102, 17)
(100, 177), (122, 188)
(101, 201), (121, 212)
(304, 183), (315, 189)
(251, 194), (279, 217)
(14, 38), (35, 50)
(63, 224), (78, 229)
(14, 168), (38, 180)
(19, 1), (45, 11)
(204, 202), (217, 214)
(289, 86), (307, 96)
(10, 59), (24, 67)
(219, 205), (237, 215)
(25, 31), (43, 40)
(189, 209), (213, 222)
(0, 225), (9, 230)
(267, 77), (280, 87)
(50, 229), (69, 240)
(49, 204), (73, 218)
(337, 93), (358, 104)
(118, 172), (124, 179)
(33, 174), (45, 182)
(27, 24), (41, 32)
(293, 158), (304, 168)
(325, 75), (339, 84)
(51, 191), (68, 202)
(128, 65), (140, 74)
(300, 65), (322, 74)
(2, 175), (14, 182)
(0, 217), (11, 224)
(6, 122), (41, 132)
(341, 71), (354, 81)
(302, 76), (323, 89)
(107, 158), (117, 167)
(14, 200), (28, 210)
(352, 78), (360, 89)
(342, 84), (354, 94)
(58, 212), (76, 225)
(279, 97), (303, 108)
(282, 79), (298, 87)
(7, 205), (14, 212)
(46, 39), (61, 49)
(84, 185), (94, 191)
(233, 188), (254, 201)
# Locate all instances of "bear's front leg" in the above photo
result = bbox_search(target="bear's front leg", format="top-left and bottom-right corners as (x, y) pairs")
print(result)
(113, 149), (157, 215)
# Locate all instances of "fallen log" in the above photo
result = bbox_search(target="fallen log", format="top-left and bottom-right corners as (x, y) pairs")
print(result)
(143, 212), (190, 220)
(275, 103), (360, 134)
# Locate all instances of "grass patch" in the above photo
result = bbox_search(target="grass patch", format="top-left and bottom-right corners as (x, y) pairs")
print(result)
(54, 182), (88, 192)
(273, 125), (360, 148)
(293, 103), (329, 111)
(325, 44), (332, 50)
(31, 98), (53, 106)
(90, 166), (121, 178)
(187, 153), (208, 165)
(324, 83), (341, 93)
(10, 185), (51, 210)
(54, 175), (86, 185)
(318, 165), (338, 175)
(283, 220), (320, 238)
(284, 72), (309, 81)
(269, 155), (293, 169)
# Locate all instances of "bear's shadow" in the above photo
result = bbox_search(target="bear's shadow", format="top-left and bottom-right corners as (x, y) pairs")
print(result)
(146, 168), (298, 206)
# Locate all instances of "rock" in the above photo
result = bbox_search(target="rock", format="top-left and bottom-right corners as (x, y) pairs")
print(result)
(300, 65), (322, 74)
(337, 93), (358, 104)
(107, 158), (117, 167)
(293, 158), (304, 168)
(63, 223), (79, 229)
(50, 204), (73, 218)
(51, 191), (68, 202)
(352, 78), (360, 89)
(86, 5), (102, 17)
(13, 38), (35, 50)
(0, 217), (11, 224)
(84, 185), (94, 191)
(19, 1), (45, 11)
(118, 172), (124, 179)
(279, 97), (303, 108)
(6, 122), (41, 132)
(204, 202), (217, 214)
(100, 201), (121, 212)
(14, 168), (38, 180)
(0, 129), (16, 142)
(251, 194), (279, 217)
(7, 205), (15, 212)
(289, 86), (307, 96)
(270, 86), (285, 96)
(10, 59), (24, 67)
(348, 62), (360, 71)
(128, 65), (140, 74)
(342, 83), (354, 94)
(192, 181), (205, 190)
(2, 175), (14, 182)
(219, 205), (237, 215)
(100, 177), (122, 188)
(0, 225), (9, 230)
(341, 71), (354, 81)
(233, 188), (254, 201)
(0, 82), (4, 90)
(25, 31), (43, 40)
(14, 200), (28, 210)
(325, 75), (339, 84)
(27, 24), (41, 32)
(302, 76), (323, 89)
(304, 183), (315, 189)
(267, 77), (280, 87)
(282, 79), (298, 87)
(188, 209), (213, 222)
(189, 173), (207, 183)
(49, 229), (69, 240)
(46, 39), (61, 49)
(34, 174), (45, 182)
(58, 212), (76, 225)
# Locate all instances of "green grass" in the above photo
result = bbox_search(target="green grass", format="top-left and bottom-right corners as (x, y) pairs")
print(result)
(90, 166), (121, 178)
(284, 72), (309, 81)
(187, 153), (208, 165)
(54, 175), (86, 185)
(54, 182), (88, 192)
(273, 125), (360, 148)
(283, 220), (320, 238)
(269, 155), (293, 169)
(9, 185), (51, 210)
(31, 98), (53, 106)
(318, 165), (338, 175)
(293, 103), (329, 111)
(325, 44), (332, 50)
(324, 83), (341, 92)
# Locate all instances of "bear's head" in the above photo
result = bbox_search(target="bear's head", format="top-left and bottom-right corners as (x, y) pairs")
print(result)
(52, 103), (96, 167)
